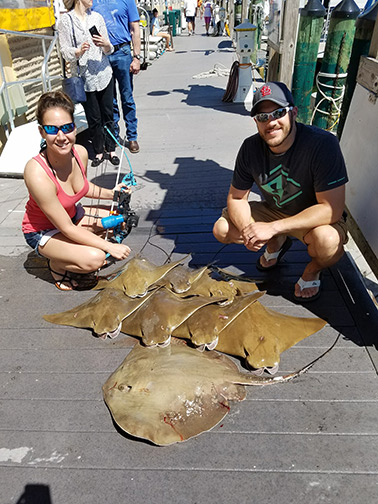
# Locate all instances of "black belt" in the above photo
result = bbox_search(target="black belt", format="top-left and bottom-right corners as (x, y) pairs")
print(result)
(113, 41), (130, 52)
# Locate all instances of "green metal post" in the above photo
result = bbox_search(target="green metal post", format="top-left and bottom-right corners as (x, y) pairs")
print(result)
(248, 0), (259, 63)
(312, 0), (360, 131)
(234, 0), (242, 27)
(337, 2), (378, 137)
(292, 0), (326, 124)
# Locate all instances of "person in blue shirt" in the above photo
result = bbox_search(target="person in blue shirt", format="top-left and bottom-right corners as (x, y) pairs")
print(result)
(92, 0), (141, 153)
(151, 8), (174, 51)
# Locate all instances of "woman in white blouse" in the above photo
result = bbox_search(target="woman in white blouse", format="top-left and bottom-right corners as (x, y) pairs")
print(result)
(59, 0), (120, 167)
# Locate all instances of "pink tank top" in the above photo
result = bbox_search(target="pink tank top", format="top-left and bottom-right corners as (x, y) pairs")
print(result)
(22, 147), (90, 233)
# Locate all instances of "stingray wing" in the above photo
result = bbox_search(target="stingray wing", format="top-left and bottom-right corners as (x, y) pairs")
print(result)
(216, 301), (327, 369)
(43, 288), (156, 336)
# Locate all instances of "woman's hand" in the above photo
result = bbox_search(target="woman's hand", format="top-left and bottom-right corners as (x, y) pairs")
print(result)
(113, 183), (132, 196)
(105, 242), (131, 261)
(92, 34), (112, 53)
(76, 42), (90, 58)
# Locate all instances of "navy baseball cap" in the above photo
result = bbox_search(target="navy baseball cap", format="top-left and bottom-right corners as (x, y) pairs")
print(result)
(251, 82), (294, 117)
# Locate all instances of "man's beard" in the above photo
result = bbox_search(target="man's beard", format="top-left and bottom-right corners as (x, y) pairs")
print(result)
(261, 113), (294, 149)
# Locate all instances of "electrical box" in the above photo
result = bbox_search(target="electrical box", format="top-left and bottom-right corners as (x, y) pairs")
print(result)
(234, 20), (256, 56)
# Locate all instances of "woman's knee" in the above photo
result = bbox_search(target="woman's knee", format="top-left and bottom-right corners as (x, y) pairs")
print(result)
(79, 248), (106, 272)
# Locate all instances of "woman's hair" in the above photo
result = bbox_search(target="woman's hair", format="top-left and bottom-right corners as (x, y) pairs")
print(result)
(63, 0), (75, 10)
(36, 90), (75, 125)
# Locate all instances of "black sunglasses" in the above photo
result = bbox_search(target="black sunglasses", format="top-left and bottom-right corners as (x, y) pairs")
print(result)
(40, 122), (76, 135)
(253, 106), (293, 123)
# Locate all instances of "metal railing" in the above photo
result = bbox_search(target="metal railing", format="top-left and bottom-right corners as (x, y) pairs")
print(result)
(0, 28), (62, 135)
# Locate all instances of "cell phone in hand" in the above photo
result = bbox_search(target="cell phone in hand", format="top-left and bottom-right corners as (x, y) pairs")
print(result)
(89, 25), (100, 37)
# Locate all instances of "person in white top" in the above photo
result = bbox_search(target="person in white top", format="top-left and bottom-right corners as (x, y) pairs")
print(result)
(184, 0), (198, 35)
(59, 0), (120, 167)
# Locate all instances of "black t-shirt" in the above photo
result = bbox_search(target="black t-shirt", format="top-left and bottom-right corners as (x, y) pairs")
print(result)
(232, 122), (348, 216)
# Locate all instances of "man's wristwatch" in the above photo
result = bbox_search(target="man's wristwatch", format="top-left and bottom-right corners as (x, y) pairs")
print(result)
(133, 54), (141, 60)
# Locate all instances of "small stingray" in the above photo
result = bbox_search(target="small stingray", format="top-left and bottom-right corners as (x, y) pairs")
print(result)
(103, 337), (338, 446)
(209, 266), (260, 295)
(172, 291), (265, 349)
(215, 301), (327, 372)
(95, 256), (184, 297)
(156, 265), (209, 294)
(175, 270), (239, 305)
(121, 289), (226, 347)
(43, 288), (157, 339)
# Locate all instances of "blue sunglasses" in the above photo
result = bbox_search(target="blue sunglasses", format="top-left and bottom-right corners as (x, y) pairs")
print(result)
(40, 122), (76, 135)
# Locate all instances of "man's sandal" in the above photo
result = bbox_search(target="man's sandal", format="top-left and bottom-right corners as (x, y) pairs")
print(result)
(256, 236), (292, 272)
(293, 276), (322, 303)
(47, 261), (77, 291)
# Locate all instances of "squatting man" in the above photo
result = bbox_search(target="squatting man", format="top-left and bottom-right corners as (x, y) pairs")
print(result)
(213, 82), (348, 302)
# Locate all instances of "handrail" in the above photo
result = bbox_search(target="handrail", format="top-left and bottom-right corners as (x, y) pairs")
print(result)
(0, 29), (62, 134)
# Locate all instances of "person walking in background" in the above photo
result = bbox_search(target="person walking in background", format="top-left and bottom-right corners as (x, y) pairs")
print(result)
(59, 0), (119, 167)
(92, 0), (141, 154)
(203, 0), (213, 35)
(184, 0), (198, 35)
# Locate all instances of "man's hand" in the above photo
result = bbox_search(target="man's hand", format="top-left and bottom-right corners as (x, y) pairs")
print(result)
(241, 221), (276, 251)
(130, 58), (140, 75)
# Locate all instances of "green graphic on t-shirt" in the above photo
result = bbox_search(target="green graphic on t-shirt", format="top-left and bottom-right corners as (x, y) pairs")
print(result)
(261, 164), (303, 208)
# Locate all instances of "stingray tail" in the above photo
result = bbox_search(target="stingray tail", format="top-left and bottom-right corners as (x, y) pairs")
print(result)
(243, 334), (340, 386)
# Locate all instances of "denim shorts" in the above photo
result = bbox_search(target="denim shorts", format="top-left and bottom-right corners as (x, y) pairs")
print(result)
(24, 204), (85, 257)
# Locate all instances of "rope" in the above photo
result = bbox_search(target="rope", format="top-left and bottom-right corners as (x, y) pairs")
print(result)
(310, 71), (347, 130)
(192, 63), (230, 79)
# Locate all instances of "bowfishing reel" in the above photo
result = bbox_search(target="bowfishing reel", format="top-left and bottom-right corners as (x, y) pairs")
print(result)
(101, 189), (139, 243)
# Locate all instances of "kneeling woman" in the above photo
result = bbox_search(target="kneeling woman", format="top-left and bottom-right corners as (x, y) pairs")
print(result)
(22, 91), (131, 290)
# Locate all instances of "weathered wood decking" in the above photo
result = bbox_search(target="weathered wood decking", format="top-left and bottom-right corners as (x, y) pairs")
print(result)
(1, 25), (378, 504)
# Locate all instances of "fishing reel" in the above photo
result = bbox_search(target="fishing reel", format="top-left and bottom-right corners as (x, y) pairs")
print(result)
(101, 189), (139, 243)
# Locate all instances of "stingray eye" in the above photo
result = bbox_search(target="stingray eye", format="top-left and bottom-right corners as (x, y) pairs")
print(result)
(118, 384), (132, 392)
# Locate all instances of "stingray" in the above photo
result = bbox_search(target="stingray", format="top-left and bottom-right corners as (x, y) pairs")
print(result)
(121, 289), (227, 347)
(95, 256), (184, 297)
(215, 301), (327, 373)
(174, 270), (241, 305)
(43, 288), (157, 339)
(172, 290), (265, 350)
(157, 265), (209, 294)
(103, 337), (338, 446)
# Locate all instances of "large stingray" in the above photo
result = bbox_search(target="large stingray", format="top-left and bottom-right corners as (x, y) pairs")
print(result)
(215, 301), (327, 373)
(172, 290), (265, 349)
(121, 289), (227, 347)
(103, 337), (337, 446)
(95, 256), (184, 297)
(43, 288), (157, 339)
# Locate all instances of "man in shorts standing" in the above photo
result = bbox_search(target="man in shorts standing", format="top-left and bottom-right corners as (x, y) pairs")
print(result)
(213, 82), (348, 302)
(184, 0), (198, 35)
